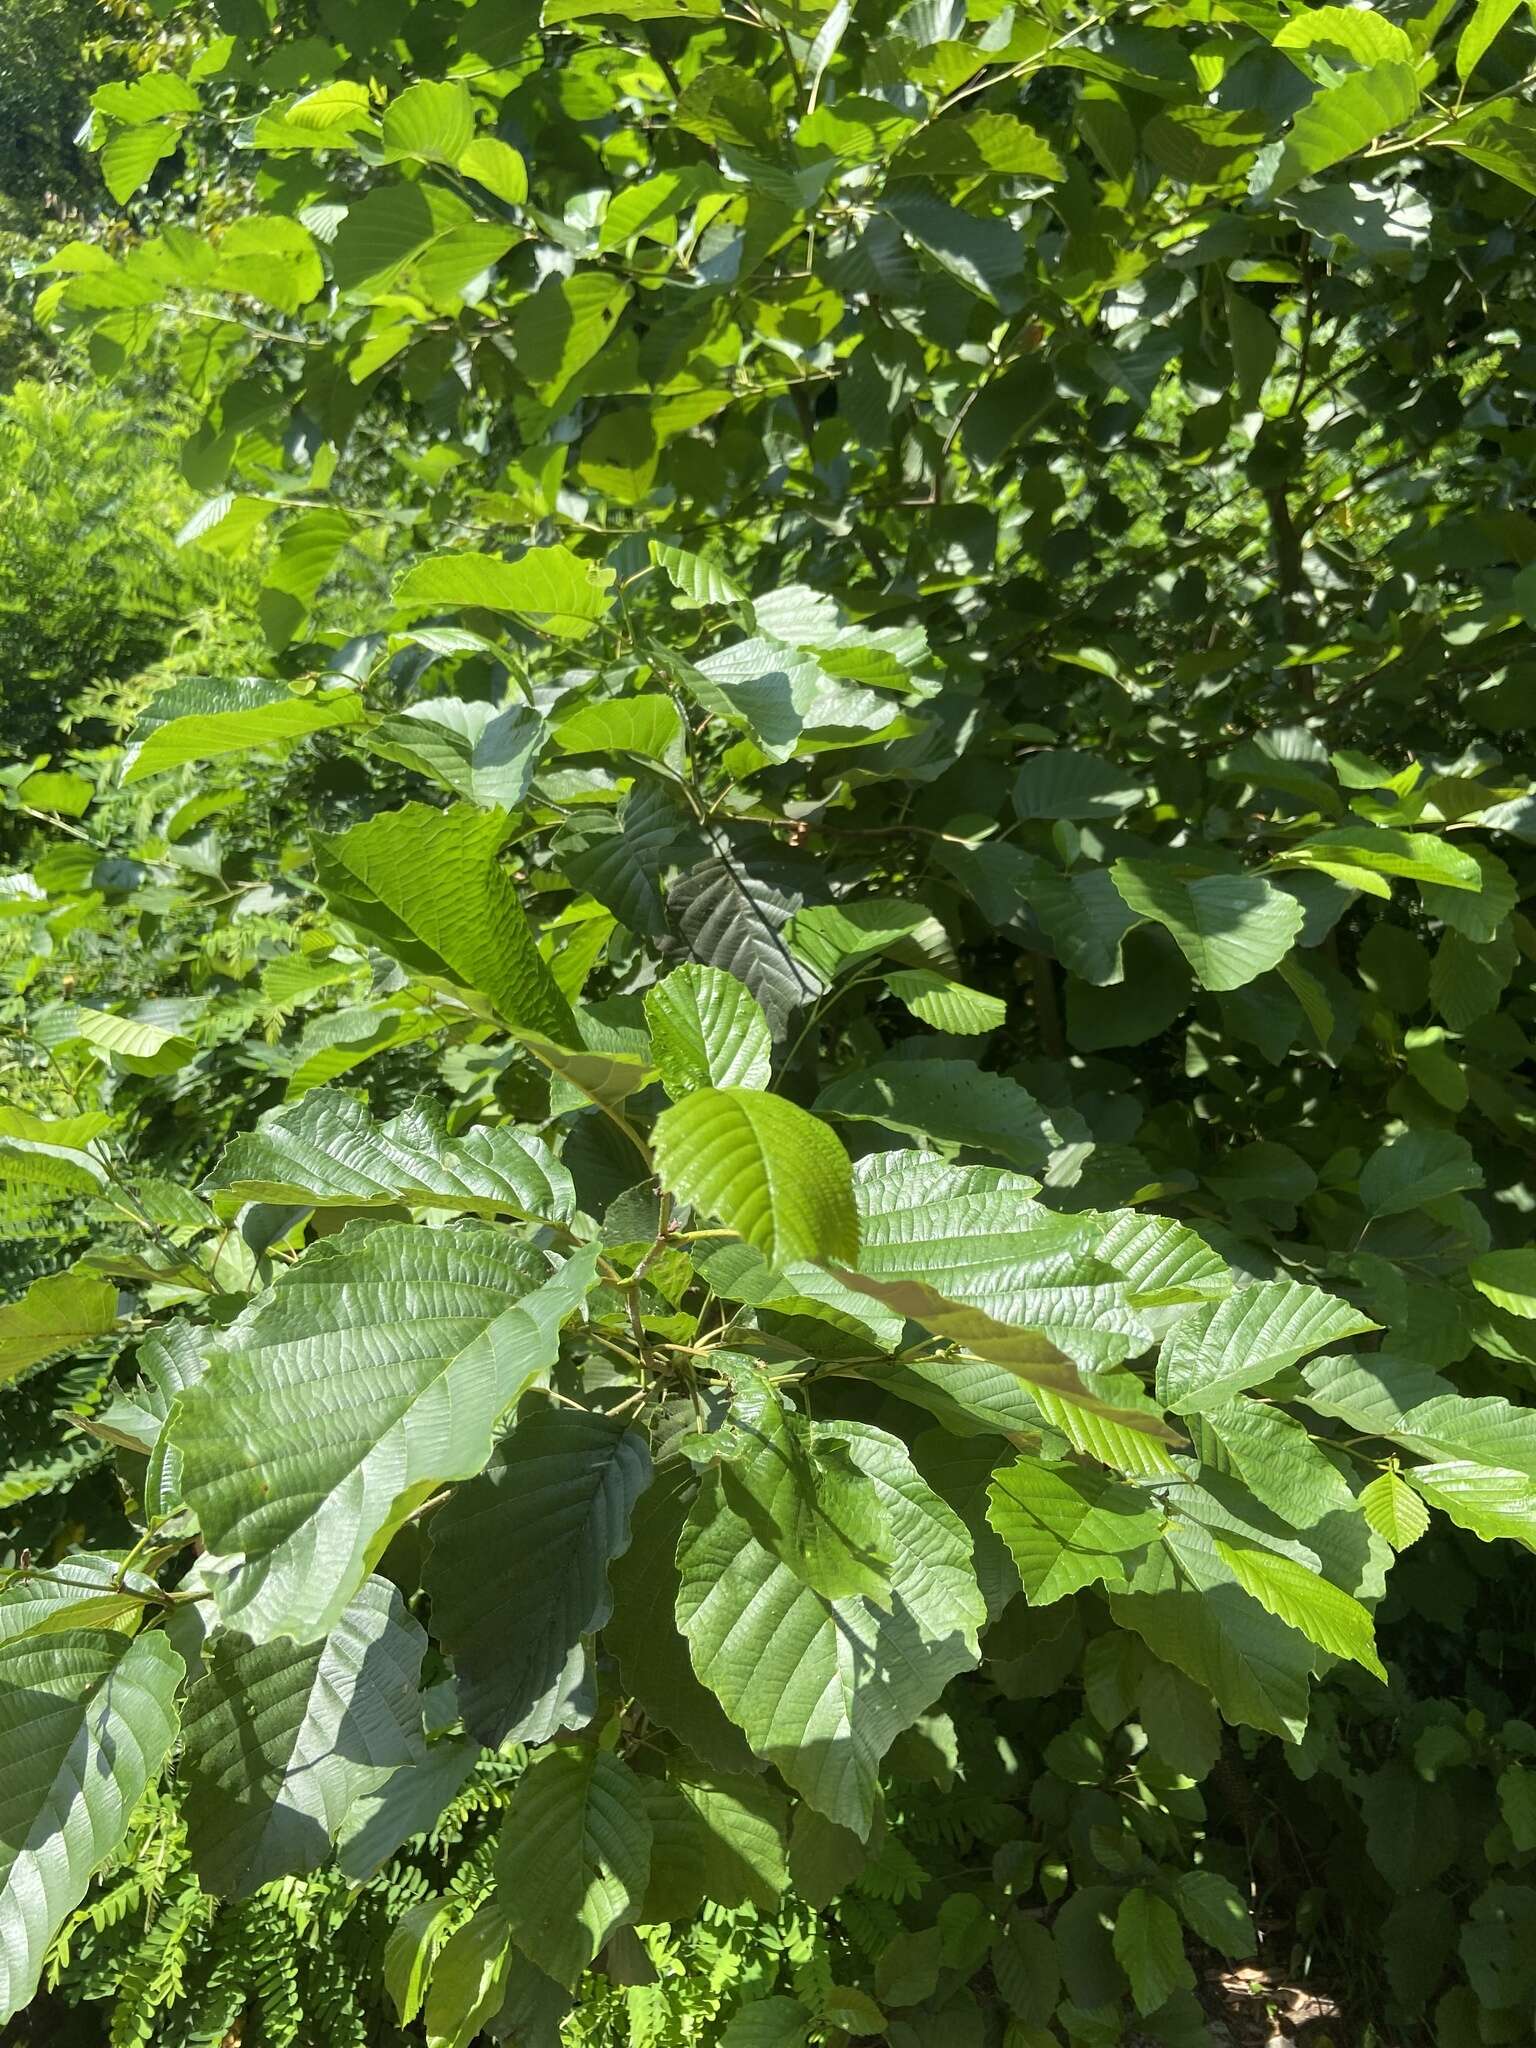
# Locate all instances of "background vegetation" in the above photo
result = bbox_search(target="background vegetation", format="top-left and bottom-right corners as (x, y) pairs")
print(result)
(2, 1), (1535, 2044)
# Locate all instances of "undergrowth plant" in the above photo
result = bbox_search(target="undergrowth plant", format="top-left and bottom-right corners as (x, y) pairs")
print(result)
(3, 0), (1536, 2043)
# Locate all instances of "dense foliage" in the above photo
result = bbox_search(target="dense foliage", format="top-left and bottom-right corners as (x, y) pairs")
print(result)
(4, 0), (1536, 2042)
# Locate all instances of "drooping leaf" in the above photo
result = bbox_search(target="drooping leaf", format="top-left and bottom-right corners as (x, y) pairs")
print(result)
(170, 1225), (599, 1640)
(676, 1421), (985, 1835)
(493, 1746), (653, 1991)
(315, 801), (576, 1042)
(424, 1400), (651, 1744)
(121, 677), (368, 781)
(1211, 1536), (1385, 1681)
(0, 1631), (182, 2024)
(181, 1575), (429, 1896)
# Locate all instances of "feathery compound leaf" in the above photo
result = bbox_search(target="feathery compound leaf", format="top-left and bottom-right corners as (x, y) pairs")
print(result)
(1156, 1279), (1377, 1414)
(494, 1746), (653, 1991)
(424, 1401), (651, 1745)
(0, 1631), (182, 2024)
(181, 1575), (429, 1897)
(315, 801), (576, 1042)
(202, 1089), (575, 1221)
(170, 1225), (600, 1641)
(1359, 1468), (1430, 1549)
(654, 1087), (859, 1266)
(645, 965), (773, 1096)
(1212, 1537), (1386, 1681)
(676, 1420), (985, 1836)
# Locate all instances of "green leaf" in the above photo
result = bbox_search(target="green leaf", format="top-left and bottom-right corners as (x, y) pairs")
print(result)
(1469, 1250), (1536, 1319)
(122, 675), (366, 781)
(1407, 1461), (1536, 1548)
(181, 1575), (428, 1897)
(883, 968), (1006, 1035)
(1113, 1888), (1193, 2017)
(1171, 1870), (1256, 1959)
(704, 1358), (891, 1603)
(394, 547), (616, 639)
(653, 1087), (859, 1266)
(1269, 63), (1420, 197)
(1359, 1126), (1483, 1217)
(1212, 1536), (1385, 1681)
(650, 541), (746, 607)
(424, 1400), (651, 1744)
(1156, 1279), (1377, 1414)
(645, 965), (773, 1097)
(0, 1631), (182, 2024)
(817, 1059), (1088, 1179)
(101, 120), (179, 204)
(0, 1556), (155, 1645)
(1110, 864), (1305, 992)
(459, 136), (529, 203)
(201, 1088), (575, 1221)
(674, 1766), (789, 1912)
(1457, 0), (1522, 77)
(553, 695), (682, 762)
(382, 81), (476, 164)
(676, 1421), (985, 1835)
(667, 857), (819, 1035)
(315, 801), (577, 1043)
(987, 1458), (1163, 1604)
(60, 1007), (196, 1076)
(0, 1269), (118, 1385)
(1197, 1399), (1355, 1527)
(213, 216), (325, 312)
(1013, 749), (1145, 820)
(170, 1225), (599, 1640)
(423, 1904), (515, 2048)
(1272, 8), (1415, 67)
(508, 272), (633, 405)
(365, 700), (544, 811)
(1358, 1468), (1430, 1550)
(604, 1463), (762, 1776)
(1274, 826), (1482, 889)
(493, 1746), (653, 1991)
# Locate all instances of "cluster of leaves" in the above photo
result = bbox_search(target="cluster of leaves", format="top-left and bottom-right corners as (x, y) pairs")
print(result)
(4, 0), (1536, 2042)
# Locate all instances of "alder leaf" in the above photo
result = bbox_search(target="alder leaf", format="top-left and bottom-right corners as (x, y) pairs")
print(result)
(645, 964), (773, 1095)
(170, 1225), (600, 1641)
(1110, 863), (1305, 991)
(181, 1575), (429, 1897)
(0, 1631), (182, 2024)
(653, 1087), (859, 1266)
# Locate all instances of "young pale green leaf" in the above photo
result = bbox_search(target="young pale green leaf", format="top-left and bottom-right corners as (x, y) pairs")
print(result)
(1469, 1249), (1536, 1319)
(0, 1631), (182, 2024)
(201, 1088), (575, 1221)
(645, 965), (773, 1097)
(1110, 864), (1305, 992)
(1273, 826), (1482, 890)
(1212, 1537), (1386, 1681)
(676, 1421), (985, 1836)
(393, 546), (615, 638)
(381, 80), (476, 163)
(1156, 1279), (1377, 1414)
(181, 1575), (429, 1897)
(1113, 1888), (1193, 2017)
(650, 540), (746, 607)
(883, 968), (1006, 1035)
(1272, 7), (1414, 66)
(0, 1108), (110, 1194)
(101, 120), (180, 204)
(59, 1007), (196, 1076)
(458, 135), (528, 202)
(494, 1746), (653, 1991)
(424, 1401), (651, 1745)
(653, 1086), (859, 1266)
(170, 1226), (600, 1641)
(0, 1268), (118, 1385)
(315, 801), (577, 1043)
(1358, 1468), (1430, 1550)
(987, 1459), (1164, 1604)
